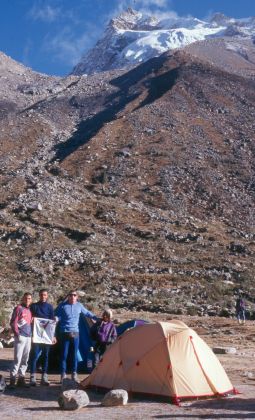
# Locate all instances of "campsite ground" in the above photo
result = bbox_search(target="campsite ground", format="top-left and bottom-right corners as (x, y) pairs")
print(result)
(0, 313), (255, 419)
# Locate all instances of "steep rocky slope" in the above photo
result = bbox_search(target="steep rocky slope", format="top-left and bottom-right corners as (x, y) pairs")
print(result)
(0, 40), (255, 321)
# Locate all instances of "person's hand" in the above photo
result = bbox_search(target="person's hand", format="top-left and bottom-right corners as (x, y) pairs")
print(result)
(52, 337), (57, 345)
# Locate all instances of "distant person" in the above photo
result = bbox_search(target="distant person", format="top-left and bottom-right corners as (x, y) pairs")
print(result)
(9, 292), (33, 388)
(55, 290), (98, 383)
(236, 296), (246, 324)
(91, 309), (117, 365)
(30, 289), (55, 386)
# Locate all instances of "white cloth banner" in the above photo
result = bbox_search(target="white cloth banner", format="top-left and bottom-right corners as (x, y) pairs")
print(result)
(33, 317), (56, 345)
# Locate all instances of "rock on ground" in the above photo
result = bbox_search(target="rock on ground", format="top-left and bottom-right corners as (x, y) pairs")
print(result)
(213, 347), (237, 354)
(58, 389), (90, 410)
(102, 389), (128, 406)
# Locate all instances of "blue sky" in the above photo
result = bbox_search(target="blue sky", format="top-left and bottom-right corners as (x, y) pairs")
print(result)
(0, 0), (254, 76)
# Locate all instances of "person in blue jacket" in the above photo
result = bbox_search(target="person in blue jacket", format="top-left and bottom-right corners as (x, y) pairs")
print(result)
(30, 289), (55, 386)
(55, 290), (97, 383)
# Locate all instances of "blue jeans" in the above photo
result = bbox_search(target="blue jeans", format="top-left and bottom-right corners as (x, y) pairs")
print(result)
(30, 343), (50, 374)
(60, 333), (79, 374)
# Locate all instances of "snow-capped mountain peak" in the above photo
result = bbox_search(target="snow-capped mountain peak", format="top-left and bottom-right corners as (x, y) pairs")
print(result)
(72, 8), (255, 75)
(110, 7), (159, 31)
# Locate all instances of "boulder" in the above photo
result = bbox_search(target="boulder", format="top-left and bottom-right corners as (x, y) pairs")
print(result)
(58, 389), (89, 410)
(102, 389), (128, 407)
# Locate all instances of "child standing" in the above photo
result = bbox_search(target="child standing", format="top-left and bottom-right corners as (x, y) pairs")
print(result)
(91, 309), (117, 365)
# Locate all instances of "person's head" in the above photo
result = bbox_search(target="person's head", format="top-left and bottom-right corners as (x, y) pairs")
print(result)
(102, 309), (113, 322)
(68, 290), (78, 304)
(39, 289), (48, 303)
(22, 293), (32, 307)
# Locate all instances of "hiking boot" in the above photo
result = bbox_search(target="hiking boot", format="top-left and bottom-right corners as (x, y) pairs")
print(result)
(17, 377), (30, 388)
(41, 373), (50, 386)
(71, 372), (79, 383)
(8, 377), (16, 390)
(30, 374), (36, 387)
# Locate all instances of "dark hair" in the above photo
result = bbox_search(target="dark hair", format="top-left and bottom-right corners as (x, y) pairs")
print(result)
(39, 289), (48, 294)
(68, 290), (78, 296)
(23, 292), (32, 298)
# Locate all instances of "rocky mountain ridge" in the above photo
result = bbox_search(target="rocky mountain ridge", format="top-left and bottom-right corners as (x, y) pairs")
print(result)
(72, 8), (255, 75)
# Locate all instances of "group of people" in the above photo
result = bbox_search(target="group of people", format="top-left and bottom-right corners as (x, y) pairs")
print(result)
(9, 289), (117, 388)
(9, 289), (248, 388)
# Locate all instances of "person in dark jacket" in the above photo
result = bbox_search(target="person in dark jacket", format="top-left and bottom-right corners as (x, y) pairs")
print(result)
(30, 289), (55, 386)
(236, 296), (246, 324)
(91, 309), (117, 365)
(9, 292), (33, 388)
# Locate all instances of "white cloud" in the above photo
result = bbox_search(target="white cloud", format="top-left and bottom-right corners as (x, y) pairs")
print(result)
(111, 0), (176, 20)
(43, 27), (93, 66)
(115, 0), (172, 11)
(135, 0), (169, 7)
(28, 3), (61, 23)
(148, 10), (178, 20)
(22, 39), (33, 67)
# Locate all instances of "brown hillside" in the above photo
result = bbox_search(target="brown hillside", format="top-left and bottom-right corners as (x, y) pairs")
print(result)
(0, 46), (254, 319)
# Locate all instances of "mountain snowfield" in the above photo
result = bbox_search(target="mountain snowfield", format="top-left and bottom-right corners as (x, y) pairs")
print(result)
(72, 8), (255, 75)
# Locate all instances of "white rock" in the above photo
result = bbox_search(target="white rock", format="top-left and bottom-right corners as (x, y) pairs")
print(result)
(58, 389), (89, 410)
(244, 371), (254, 378)
(102, 389), (128, 407)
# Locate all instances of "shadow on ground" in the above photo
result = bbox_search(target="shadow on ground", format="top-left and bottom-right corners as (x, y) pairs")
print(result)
(0, 358), (11, 372)
(154, 415), (255, 419)
(153, 398), (255, 419)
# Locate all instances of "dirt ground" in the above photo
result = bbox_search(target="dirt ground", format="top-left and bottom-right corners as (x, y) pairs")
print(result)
(0, 313), (255, 419)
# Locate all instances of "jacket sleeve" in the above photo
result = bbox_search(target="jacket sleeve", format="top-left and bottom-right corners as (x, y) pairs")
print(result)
(10, 306), (21, 336)
(80, 304), (97, 321)
(54, 303), (62, 320)
(109, 323), (117, 343)
(49, 304), (55, 320)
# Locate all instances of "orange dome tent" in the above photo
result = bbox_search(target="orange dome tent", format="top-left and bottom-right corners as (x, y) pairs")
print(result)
(81, 320), (236, 403)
